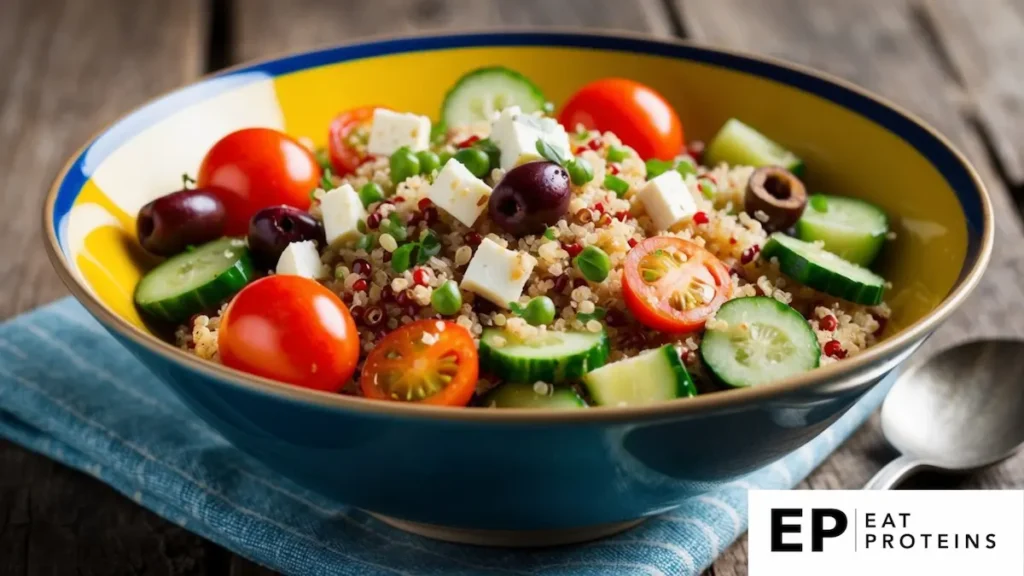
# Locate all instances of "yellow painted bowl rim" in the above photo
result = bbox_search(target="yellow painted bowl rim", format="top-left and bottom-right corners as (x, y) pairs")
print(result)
(43, 29), (994, 424)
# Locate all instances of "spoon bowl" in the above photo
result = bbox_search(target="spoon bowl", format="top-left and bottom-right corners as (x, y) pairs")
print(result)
(867, 339), (1024, 489)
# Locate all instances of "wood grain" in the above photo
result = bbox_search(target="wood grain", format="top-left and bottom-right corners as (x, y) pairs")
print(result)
(232, 0), (673, 61)
(917, 0), (1024, 187)
(679, 1), (1024, 572)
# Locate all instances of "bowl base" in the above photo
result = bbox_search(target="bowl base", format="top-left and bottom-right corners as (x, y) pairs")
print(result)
(367, 513), (647, 547)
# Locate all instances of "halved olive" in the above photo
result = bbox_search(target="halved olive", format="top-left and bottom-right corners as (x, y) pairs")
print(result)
(744, 166), (807, 231)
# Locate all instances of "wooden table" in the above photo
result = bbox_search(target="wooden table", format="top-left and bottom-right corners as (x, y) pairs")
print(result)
(2, 1), (1023, 573)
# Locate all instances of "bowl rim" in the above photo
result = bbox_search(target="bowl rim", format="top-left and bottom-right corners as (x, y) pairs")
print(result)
(43, 28), (994, 424)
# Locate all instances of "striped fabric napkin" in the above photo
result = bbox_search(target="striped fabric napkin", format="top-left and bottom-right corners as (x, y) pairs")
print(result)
(0, 298), (893, 575)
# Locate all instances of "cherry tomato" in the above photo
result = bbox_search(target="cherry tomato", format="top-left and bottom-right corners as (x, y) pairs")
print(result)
(328, 106), (385, 176)
(558, 78), (683, 160)
(360, 320), (478, 407)
(218, 275), (359, 392)
(622, 237), (731, 333)
(198, 128), (321, 235)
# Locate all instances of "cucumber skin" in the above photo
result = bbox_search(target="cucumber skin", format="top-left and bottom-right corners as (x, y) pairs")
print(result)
(582, 345), (697, 407)
(699, 297), (820, 390)
(440, 66), (546, 127)
(478, 330), (609, 384)
(482, 383), (587, 409)
(761, 235), (885, 305)
(134, 248), (255, 323)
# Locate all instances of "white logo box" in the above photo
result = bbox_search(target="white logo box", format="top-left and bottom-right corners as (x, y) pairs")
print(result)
(748, 490), (1024, 575)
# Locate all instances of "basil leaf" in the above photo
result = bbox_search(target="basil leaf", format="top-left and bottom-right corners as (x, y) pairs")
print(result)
(391, 243), (418, 273)
(535, 139), (568, 166)
(418, 231), (442, 263)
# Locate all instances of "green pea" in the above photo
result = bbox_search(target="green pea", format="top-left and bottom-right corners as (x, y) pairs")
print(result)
(438, 150), (454, 166)
(567, 157), (594, 186)
(810, 194), (829, 212)
(358, 182), (384, 208)
(454, 148), (491, 178)
(417, 150), (441, 175)
(676, 157), (697, 178)
(606, 146), (629, 163)
(574, 245), (611, 283)
(604, 174), (630, 198)
(645, 158), (675, 179)
(543, 227), (557, 240)
(431, 280), (463, 316)
(522, 296), (556, 326)
(389, 147), (421, 185)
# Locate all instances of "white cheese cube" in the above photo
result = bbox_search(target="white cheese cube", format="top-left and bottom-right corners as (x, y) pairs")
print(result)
(490, 106), (572, 170)
(366, 108), (431, 156)
(460, 238), (538, 308)
(276, 241), (325, 279)
(637, 170), (697, 231)
(320, 184), (366, 246)
(426, 158), (493, 227)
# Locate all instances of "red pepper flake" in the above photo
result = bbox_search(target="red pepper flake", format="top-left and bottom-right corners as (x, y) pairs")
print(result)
(464, 231), (482, 247)
(628, 238), (638, 249)
(352, 278), (369, 293)
(729, 237), (737, 245)
(351, 259), (371, 276)
(615, 211), (630, 222)
(824, 340), (846, 359)
(740, 245), (761, 264)
(413, 268), (430, 286)
(609, 164), (620, 175)
(587, 137), (603, 151)
(562, 242), (583, 257)
(573, 146), (586, 155)
(594, 202), (606, 214)
(819, 315), (838, 331)
(598, 214), (613, 227)
(417, 197), (433, 211)
(457, 135), (481, 148)
(693, 211), (709, 225)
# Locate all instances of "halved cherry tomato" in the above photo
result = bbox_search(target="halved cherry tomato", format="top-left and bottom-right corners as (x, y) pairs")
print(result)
(198, 128), (321, 235)
(328, 106), (385, 176)
(558, 78), (683, 160)
(622, 237), (731, 333)
(360, 320), (478, 407)
(219, 275), (359, 392)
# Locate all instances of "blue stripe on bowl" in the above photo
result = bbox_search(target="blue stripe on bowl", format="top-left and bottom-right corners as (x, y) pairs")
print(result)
(51, 32), (985, 266)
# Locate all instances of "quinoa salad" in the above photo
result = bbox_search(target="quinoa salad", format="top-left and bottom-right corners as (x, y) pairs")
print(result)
(132, 68), (892, 409)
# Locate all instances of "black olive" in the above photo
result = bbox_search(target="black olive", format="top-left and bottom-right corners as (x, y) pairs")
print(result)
(248, 205), (326, 270)
(136, 188), (227, 256)
(488, 161), (571, 237)
(744, 166), (807, 231)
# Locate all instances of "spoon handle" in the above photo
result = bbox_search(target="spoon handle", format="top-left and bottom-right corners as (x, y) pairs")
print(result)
(863, 456), (921, 490)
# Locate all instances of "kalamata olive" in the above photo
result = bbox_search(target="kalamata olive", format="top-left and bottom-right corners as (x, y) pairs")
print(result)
(136, 188), (226, 256)
(744, 166), (807, 231)
(248, 205), (326, 269)
(488, 161), (571, 236)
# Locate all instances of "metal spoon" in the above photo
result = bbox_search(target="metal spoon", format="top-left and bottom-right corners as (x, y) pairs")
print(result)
(864, 339), (1024, 490)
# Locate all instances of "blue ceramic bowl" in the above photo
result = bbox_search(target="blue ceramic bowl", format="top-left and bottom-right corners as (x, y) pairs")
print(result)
(44, 31), (991, 545)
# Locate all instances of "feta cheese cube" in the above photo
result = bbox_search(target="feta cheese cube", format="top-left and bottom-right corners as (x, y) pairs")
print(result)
(276, 241), (325, 279)
(490, 106), (572, 170)
(366, 108), (431, 156)
(637, 170), (697, 231)
(460, 238), (537, 308)
(426, 158), (493, 227)
(320, 183), (366, 246)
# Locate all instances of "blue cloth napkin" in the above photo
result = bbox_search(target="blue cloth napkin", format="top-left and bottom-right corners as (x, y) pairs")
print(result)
(0, 298), (892, 575)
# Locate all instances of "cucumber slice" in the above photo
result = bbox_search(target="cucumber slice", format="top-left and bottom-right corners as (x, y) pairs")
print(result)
(478, 329), (608, 384)
(761, 233), (886, 305)
(582, 345), (696, 407)
(700, 296), (820, 388)
(134, 237), (255, 323)
(796, 195), (889, 266)
(482, 382), (587, 409)
(704, 118), (804, 175)
(441, 67), (546, 127)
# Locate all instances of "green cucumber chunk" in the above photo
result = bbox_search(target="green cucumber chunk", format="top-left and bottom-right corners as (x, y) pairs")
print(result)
(700, 296), (820, 388)
(796, 194), (889, 266)
(704, 118), (804, 175)
(134, 237), (255, 323)
(441, 67), (546, 127)
(582, 345), (696, 407)
(482, 382), (587, 409)
(478, 328), (608, 384)
(761, 233), (886, 305)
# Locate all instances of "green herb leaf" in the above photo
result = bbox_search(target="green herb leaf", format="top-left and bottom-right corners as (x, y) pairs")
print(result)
(535, 139), (569, 166)
(181, 173), (196, 188)
(508, 301), (525, 315)
(604, 174), (630, 198)
(391, 243), (418, 273)
(542, 101), (555, 115)
(577, 307), (607, 323)
(417, 230), (442, 263)
(606, 146), (629, 163)
(645, 159), (675, 180)
(355, 233), (376, 251)
(543, 227), (557, 240)
(430, 122), (448, 146)
(567, 157), (594, 186)
(315, 148), (332, 172)
(385, 213), (408, 242)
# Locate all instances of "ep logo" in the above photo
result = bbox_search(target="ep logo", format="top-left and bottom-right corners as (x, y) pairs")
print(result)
(770, 508), (848, 552)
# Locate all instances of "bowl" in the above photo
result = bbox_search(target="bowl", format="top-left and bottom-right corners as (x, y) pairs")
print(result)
(44, 31), (991, 546)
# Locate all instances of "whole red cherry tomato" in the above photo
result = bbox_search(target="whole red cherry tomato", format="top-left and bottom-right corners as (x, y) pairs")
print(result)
(198, 128), (321, 235)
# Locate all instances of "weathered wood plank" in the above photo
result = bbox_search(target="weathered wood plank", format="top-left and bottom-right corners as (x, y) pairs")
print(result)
(918, 0), (1024, 187)
(232, 0), (673, 61)
(0, 0), (211, 574)
(678, 0), (1024, 572)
